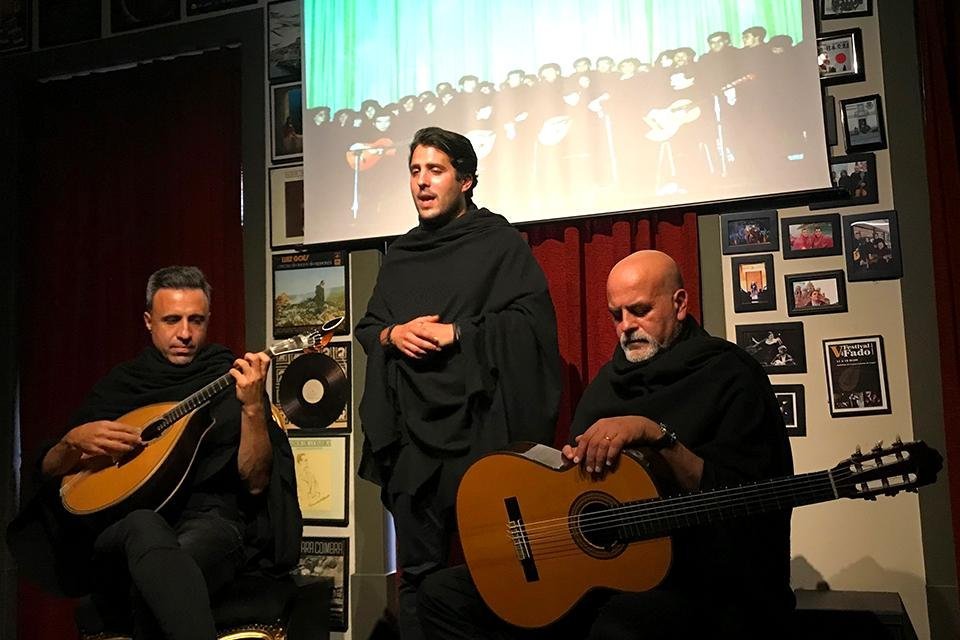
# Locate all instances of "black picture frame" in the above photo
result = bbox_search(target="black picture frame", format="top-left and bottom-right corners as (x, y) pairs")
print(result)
(810, 152), (878, 210)
(820, 0), (873, 20)
(0, 0), (30, 53)
(273, 342), (351, 432)
(290, 432), (350, 526)
(186, 0), (256, 17)
(823, 335), (891, 417)
(271, 81), (304, 163)
(39, 0), (101, 47)
(268, 0), (302, 83)
(731, 254), (777, 313)
(785, 270), (848, 316)
(294, 537), (350, 632)
(824, 94), (838, 148)
(272, 250), (350, 338)
(269, 164), (304, 248)
(735, 322), (807, 374)
(773, 384), (806, 437)
(781, 213), (843, 259)
(110, 0), (179, 33)
(840, 93), (887, 152)
(842, 210), (903, 281)
(817, 28), (865, 86)
(719, 210), (780, 255)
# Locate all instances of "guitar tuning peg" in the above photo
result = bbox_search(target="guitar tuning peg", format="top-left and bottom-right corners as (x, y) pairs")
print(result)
(894, 435), (903, 446)
(872, 440), (884, 452)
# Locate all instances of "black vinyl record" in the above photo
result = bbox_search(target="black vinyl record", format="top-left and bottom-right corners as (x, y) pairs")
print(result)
(278, 352), (348, 428)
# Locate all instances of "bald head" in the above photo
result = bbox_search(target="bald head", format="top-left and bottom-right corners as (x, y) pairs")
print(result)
(607, 251), (688, 362)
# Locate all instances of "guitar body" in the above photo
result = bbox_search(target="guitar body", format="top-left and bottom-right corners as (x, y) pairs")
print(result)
(60, 402), (213, 520)
(456, 445), (671, 628)
(643, 100), (702, 142)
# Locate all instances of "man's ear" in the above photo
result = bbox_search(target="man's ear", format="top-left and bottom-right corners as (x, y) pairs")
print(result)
(460, 175), (473, 194)
(143, 311), (152, 332)
(674, 288), (689, 320)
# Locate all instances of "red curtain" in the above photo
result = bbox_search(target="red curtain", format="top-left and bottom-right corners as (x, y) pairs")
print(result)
(916, 0), (960, 584)
(17, 48), (245, 639)
(524, 210), (700, 446)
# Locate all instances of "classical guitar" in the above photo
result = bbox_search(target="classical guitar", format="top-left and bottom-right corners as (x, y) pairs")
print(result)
(59, 317), (345, 521)
(457, 439), (941, 628)
(643, 73), (755, 143)
(345, 138), (397, 171)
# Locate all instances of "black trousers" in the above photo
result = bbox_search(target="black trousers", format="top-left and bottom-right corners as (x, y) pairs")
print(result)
(91, 508), (245, 640)
(418, 564), (787, 640)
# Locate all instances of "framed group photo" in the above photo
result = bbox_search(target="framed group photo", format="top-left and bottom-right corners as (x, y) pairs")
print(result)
(720, 210), (779, 255)
(735, 322), (807, 374)
(843, 210), (903, 281)
(781, 213), (842, 259)
(290, 433), (349, 526)
(731, 254), (776, 313)
(840, 94), (887, 152)
(823, 335), (891, 417)
(785, 270), (848, 317)
(772, 384), (806, 438)
(270, 165), (305, 248)
(817, 28), (865, 86)
(819, 0), (872, 20)
(271, 81), (304, 162)
(273, 250), (349, 339)
(273, 342), (351, 431)
(811, 152), (878, 210)
(294, 537), (349, 632)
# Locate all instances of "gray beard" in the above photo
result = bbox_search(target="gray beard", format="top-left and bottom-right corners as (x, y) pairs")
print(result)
(619, 323), (681, 363)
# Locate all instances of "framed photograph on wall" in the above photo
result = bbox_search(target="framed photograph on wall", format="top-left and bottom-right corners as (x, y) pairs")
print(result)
(271, 81), (303, 163)
(0, 0), (30, 53)
(294, 537), (349, 632)
(820, 0), (873, 20)
(719, 210), (779, 255)
(781, 213), (842, 259)
(840, 93), (887, 152)
(268, 0), (302, 83)
(38, 0), (100, 47)
(269, 165), (304, 248)
(731, 254), (776, 313)
(290, 433), (349, 525)
(823, 335), (891, 417)
(810, 152), (878, 210)
(735, 322), (806, 374)
(773, 384), (806, 437)
(273, 342), (351, 431)
(843, 210), (903, 281)
(110, 0), (179, 33)
(824, 94), (838, 148)
(817, 28), (865, 86)
(273, 250), (349, 338)
(785, 270), (847, 316)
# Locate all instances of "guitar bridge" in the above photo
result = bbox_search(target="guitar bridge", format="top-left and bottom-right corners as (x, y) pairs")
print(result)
(504, 496), (539, 583)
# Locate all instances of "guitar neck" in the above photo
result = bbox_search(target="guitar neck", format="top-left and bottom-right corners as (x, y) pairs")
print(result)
(162, 372), (237, 424)
(617, 469), (839, 542)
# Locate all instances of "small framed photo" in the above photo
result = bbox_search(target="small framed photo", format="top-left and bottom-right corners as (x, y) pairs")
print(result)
(824, 94), (838, 148)
(736, 322), (806, 374)
(271, 82), (304, 163)
(840, 94), (887, 152)
(810, 152), (878, 210)
(273, 250), (349, 338)
(731, 254), (776, 313)
(843, 210), (903, 281)
(820, 0), (873, 20)
(268, 0), (302, 83)
(720, 210), (779, 255)
(0, 0), (30, 53)
(773, 384), (806, 437)
(823, 335), (891, 417)
(110, 0), (179, 33)
(186, 0), (256, 17)
(782, 213), (842, 259)
(270, 165), (304, 248)
(273, 342), (351, 432)
(39, 0), (100, 47)
(290, 433), (349, 526)
(817, 28), (865, 86)
(785, 270), (847, 316)
(294, 537), (349, 632)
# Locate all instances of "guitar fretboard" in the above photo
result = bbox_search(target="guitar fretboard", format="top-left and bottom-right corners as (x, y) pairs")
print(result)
(158, 372), (237, 428)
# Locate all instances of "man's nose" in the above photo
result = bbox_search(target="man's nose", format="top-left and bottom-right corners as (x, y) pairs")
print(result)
(176, 321), (192, 341)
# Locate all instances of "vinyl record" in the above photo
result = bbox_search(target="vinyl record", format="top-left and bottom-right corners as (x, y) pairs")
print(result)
(278, 352), (348, 429)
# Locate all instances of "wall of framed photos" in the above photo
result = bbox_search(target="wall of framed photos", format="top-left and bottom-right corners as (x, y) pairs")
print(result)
(706, 3), (955, 638)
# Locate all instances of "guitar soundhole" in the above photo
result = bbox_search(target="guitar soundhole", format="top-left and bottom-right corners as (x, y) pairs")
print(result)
(569, 492), (626, 559)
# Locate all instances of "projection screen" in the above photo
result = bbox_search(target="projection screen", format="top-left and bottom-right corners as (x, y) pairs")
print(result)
(301, 0), (830, 245)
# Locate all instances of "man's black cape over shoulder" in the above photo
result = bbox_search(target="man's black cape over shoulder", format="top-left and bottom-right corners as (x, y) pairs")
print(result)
(571, 317), (795, 611)
(356, 207), (561, 510)
(7, 344), (302, 596)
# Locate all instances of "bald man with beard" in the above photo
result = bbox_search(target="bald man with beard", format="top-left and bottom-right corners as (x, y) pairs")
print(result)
(419, 251), (794, 640)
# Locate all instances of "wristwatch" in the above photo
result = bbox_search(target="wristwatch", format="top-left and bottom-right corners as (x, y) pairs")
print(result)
(651, 422), (679, 450)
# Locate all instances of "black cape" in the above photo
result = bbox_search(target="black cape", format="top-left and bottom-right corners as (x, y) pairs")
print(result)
(571, 317), (794, 609)
(7, 344), (302, 596)
(356, 207), (561, 510)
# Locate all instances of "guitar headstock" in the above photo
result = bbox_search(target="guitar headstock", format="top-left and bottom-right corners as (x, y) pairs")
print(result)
(832, 438), (942, 501)
(265, 316), (345, 357)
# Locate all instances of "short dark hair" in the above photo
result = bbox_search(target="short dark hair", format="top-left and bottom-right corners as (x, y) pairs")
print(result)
(409, 127), (479, 203)
(743, 26), (767, 40)
(708, 31), (730, 42)
(146, 266), (211, 310)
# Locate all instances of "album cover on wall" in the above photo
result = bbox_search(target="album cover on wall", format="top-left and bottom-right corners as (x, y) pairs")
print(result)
(273, 342), (351, 431)
(294, 537), (349, 632)
(823, 335), (891, 417)
(273, 250), (349, 339)
(290, 433), (349, 526)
